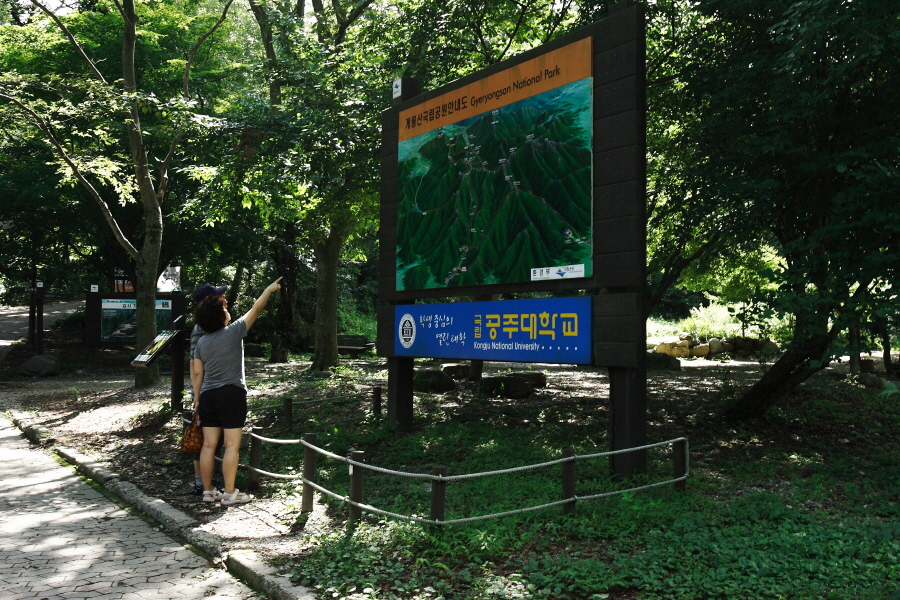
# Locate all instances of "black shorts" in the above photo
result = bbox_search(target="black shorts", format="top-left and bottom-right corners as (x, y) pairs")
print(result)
(199, 384), (248, 429)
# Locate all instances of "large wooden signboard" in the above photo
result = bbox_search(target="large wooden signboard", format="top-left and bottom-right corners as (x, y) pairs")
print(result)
(380, 3), (646, 369)
(378, 1), (647, 476)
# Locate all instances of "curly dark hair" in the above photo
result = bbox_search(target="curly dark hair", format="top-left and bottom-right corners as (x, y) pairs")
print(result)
(194, 295), (227, 333)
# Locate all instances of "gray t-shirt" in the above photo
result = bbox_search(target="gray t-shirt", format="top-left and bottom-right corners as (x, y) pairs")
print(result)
(194, 316), (248, 393)
(189, 324), (204, 359)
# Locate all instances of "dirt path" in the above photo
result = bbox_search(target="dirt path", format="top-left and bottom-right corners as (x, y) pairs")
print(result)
(0, 300), (84, 365)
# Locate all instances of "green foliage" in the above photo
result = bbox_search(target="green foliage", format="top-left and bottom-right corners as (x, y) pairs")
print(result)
(337, 303), (376, 340)
(676, 303), (739, 339)
(51, 308), (86, 331)
(253, 357), (900, 599)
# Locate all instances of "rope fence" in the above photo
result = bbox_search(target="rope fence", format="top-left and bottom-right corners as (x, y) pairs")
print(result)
(181, 387), (689, 529)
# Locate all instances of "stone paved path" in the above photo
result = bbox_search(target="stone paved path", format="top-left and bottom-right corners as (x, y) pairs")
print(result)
(0, 416), (258, 600)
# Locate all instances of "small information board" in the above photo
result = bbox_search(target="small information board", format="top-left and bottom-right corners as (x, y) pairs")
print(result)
(131, 330), (180, 367)
(395, 296), (592, 364)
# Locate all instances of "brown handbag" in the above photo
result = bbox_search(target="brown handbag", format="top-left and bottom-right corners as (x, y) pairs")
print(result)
(180, 412), (203, 454)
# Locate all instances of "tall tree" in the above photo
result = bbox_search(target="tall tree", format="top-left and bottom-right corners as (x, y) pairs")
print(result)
(0, 0), (236, 385)
(675, 0), (900, 417)
(236, 0), (583, 371)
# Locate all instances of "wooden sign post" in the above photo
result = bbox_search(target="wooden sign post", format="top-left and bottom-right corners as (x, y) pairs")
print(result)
(378, 1), (648, 479)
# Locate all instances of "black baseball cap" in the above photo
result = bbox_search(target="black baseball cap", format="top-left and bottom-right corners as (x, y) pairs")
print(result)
(194, 283), (227, 302)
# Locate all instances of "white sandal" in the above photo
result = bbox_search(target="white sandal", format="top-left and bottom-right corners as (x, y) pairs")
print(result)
(220, 489), (253, 505)
(201, 489), (223, 503)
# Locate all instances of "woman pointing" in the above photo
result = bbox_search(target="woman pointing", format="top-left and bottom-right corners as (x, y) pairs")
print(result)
(192, 277), (282, 505)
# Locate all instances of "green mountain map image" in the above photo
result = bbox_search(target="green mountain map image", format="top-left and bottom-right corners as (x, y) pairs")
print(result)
(397, 77), (593, 291)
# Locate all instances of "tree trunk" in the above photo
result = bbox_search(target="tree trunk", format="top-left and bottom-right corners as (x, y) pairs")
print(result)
(848, 326), (860, 376)
(134, 244), (161, 387)
(271, 233), (299, 334)
(226, 263), (244, 309)
(309, 229), (344, 372)
(724, 332), (834, 419)
(877, 319), (893, 376)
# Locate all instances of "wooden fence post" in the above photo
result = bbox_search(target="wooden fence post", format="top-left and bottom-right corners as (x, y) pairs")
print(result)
(248, 426), (262, 491)
(372, 386), (382, 418)
(347, 450), (365, 532)
(430, 466), (448, 524)
(301, 433), (317, 512)
(170, 328), (185, 413)
(673, 438), (687, 492)
(282, 397), (293, 428)
(562, 447), (576, 515)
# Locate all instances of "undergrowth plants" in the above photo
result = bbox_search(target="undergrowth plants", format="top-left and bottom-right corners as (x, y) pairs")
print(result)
(247, 359), (900, 599)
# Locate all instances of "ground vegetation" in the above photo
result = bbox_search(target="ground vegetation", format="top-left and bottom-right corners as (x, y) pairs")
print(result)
(3, 326), (900, 599)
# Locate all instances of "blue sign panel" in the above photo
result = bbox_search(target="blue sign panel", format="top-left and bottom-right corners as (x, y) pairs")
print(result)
(395, 297), (592, 364)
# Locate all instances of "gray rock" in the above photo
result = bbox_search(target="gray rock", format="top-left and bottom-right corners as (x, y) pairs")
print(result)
(19, 354), (61, 376)
(647, 352), (681, 371)
(441, 363), (471, 380)
(858, 373), (884, 389)
(269, 348), (289, 363)
(306, 369), (334, 379)
(244, 343), (266, 357)
(479, 376), (533, 399)
(413, 369), (456, 393)
(708, 338), (724, 354)
(508, 371), (548, 388)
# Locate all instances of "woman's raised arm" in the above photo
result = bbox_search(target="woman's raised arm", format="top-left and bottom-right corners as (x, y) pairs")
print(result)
(243, 277), (282, 331)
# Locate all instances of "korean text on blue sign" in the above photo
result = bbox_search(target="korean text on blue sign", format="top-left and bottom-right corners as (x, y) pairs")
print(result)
(395, 297), (592, 364)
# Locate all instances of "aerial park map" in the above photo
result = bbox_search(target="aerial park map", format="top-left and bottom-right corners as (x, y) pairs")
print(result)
(396, 38), (593, 291)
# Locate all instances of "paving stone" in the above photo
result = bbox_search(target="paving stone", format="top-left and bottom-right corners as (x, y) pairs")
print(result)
(0, 417), (256, 600)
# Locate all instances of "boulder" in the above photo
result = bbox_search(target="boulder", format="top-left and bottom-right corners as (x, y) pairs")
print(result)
(479, 376), (533, 399)
(675, 339), (692, 348)
(508, 371), (548, 388)
(721, 342), (734, 352)
(305, 369), (334, 379)
(19, 354), (61, 377)
(730, 337), (760, 352)
(762, 340), (780, 356)
(654, 342), (677, 355)
(244, 343), (266, 358)
(858, 373), (884, 389)
(671, 346), (691, 358)
(708, 338), (725, 354)
(441, 363), (471, 380)
(647, 352), (681, 371)
(413, 369), (456, 393)
(690, 344), (710, 358)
